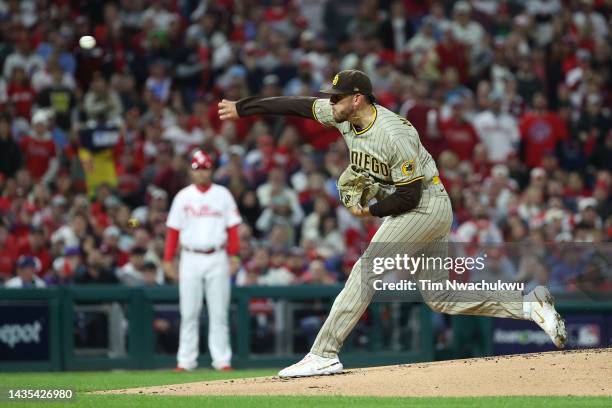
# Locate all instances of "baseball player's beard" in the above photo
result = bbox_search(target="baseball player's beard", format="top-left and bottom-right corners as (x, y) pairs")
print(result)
(333, 106), (354, 123)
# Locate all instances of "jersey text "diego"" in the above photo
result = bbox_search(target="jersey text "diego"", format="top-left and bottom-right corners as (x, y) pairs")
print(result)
(350, 150), (390, 177)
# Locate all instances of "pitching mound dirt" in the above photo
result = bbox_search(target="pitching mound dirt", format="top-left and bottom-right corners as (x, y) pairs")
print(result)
(105, 348), (611, 397)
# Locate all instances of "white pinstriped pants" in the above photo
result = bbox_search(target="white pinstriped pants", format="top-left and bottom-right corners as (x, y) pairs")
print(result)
(177, 250), (232, 369)
(310, 185), (524, 358)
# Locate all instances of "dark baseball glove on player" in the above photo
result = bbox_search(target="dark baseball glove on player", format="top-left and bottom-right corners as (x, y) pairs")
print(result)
(337, 165), (393, 208)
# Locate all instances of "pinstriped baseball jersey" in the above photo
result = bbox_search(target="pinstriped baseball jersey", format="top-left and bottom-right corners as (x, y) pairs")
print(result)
(312, 98), (439, 186)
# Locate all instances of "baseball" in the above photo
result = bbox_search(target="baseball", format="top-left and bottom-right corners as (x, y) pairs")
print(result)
(79, 35), (96, 49)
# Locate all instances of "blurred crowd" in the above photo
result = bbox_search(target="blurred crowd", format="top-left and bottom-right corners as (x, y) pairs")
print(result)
(0, 0), (610, 293)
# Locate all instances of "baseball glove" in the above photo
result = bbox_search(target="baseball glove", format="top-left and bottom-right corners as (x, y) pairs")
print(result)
(337, 165), (393, 208)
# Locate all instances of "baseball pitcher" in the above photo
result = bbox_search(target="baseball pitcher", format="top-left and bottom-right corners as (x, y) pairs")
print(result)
(163, 150), (242, 371)
(218, 70), (566, 377)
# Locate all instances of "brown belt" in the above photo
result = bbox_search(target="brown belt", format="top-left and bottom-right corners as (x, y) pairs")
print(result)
(182, 245), (225, 255)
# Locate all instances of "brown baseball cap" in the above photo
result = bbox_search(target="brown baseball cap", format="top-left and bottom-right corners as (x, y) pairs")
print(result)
(320, 70), (374, 98)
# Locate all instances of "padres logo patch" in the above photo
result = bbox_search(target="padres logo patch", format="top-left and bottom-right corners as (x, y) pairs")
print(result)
(401, 159), (415, 177)
(332, 74), (339, 86)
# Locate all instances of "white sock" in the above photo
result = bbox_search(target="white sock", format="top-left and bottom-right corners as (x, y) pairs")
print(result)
(522, 295), (532, 320)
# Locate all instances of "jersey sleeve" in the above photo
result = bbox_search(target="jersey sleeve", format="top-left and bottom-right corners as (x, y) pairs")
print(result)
(312, 98), (337, 128)
(236, 96), (316, 119)
(166, 192), (185, 230)
(224, 190), (242, 228)
(389, 128), (423, 186)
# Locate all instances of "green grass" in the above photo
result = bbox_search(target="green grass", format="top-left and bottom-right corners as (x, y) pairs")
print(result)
(0, 370), (608, 408)
(3, 396), (610, 408)
(0, 369), (275, 392)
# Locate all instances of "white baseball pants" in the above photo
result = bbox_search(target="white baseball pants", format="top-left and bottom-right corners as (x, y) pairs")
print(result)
(177, 250), (232, 370)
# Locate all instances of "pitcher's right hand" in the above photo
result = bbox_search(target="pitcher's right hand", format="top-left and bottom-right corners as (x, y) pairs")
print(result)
(218, 99), (239, 120)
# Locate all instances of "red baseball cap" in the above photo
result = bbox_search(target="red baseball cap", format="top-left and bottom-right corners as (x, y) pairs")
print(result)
(191, 149), (213, 170)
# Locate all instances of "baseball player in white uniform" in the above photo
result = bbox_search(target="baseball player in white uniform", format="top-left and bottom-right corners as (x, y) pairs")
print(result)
(218, 70), (567, 378)
(163, 149), (242, 371)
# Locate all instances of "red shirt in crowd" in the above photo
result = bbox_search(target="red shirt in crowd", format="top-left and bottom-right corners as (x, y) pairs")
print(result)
(0, 196), (12, 214)
(19, 136), (56, 180)
(519, 111), (568, 168)
(7, 82), (35, 119)
(436, 41), (468, 84)
(89, 201), (111, 229)
(405, 104), (446, 160)
(264, 5), (288, 22)
(207, 104), (257, 142)
(0, 234), (17, 278)
(288, 117), (341, 152)
(115, 164), (143, 196)
(41, 215), (65, 236)
(438, 117), (479, 161)
(154, 166), (188, 199)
